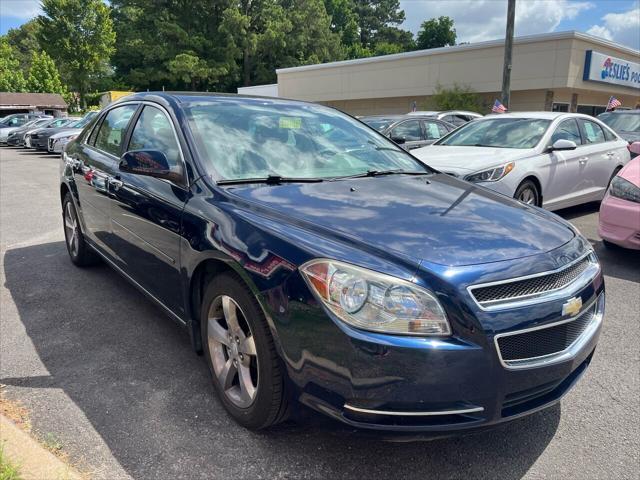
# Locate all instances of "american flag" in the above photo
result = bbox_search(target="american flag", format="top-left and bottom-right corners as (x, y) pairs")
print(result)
(606, 96), (622, 110)
(491, 99), (507, 113)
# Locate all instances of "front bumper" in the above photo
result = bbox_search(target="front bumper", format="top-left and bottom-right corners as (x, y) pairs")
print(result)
(277, 245), (603, 432)
(599, 194), (640, 250)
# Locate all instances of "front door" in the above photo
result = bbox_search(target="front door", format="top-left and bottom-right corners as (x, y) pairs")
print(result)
(107, 104), (187, 315)
(577, 118), (621, 201)
(388, 119), (426, 150)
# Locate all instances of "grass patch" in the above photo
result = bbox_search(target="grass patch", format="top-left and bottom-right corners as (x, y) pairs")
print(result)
(0, 445), (21, 480)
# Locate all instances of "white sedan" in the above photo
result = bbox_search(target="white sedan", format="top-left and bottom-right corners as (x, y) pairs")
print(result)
(412, 112), (631, 211)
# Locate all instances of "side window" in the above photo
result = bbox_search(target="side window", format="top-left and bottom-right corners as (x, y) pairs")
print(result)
(551, 119), (582, 145)
(93, 105), (138, 156)
(424, 121), (444, 140)
(389, 120), (422, 141)
(128, 106), (182, 169)
(441, 115), (456, 124)
(454, 115), (469, 125)
(580, 119), (606, 145)
(602, 125), (617, 142)
(437, 122), (451, 136)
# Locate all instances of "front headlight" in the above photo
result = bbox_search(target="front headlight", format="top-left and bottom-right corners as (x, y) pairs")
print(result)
(57, 134), (77, 145)
(609, 176), (640, 203)
(465, 162), (514, 183)
(300, 259), (451, 336)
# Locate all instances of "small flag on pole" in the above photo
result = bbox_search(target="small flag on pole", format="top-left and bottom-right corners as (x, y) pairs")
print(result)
(492, 99), (507, 113)
(606, 96), (621, 111)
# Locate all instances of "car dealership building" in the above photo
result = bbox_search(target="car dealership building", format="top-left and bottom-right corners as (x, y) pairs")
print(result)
(260, 31), (640, 116)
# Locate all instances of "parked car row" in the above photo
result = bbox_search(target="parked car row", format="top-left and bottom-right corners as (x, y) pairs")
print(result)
(59, 92), (613, 436)
(0, 111), (100, 153)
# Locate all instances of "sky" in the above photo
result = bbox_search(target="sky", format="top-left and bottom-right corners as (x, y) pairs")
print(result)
(1, 0), (639, 49)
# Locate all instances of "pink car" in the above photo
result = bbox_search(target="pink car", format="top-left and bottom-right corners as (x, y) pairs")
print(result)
(599, 142), (640, 250)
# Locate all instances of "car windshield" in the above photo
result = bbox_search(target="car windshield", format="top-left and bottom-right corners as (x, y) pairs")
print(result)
(436, 118), (551, 149)
(360, 117), (399, 132)
(185, 100), (429, 181)
(598, 113), (640, 132)
(73, 113), (98, 129)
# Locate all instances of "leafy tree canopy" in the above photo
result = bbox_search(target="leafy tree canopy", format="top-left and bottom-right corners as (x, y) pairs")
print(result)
(0, 38), (27, 92)
(26, 50), (67, 95)
(5, 19), (41, 71)
(416, 16), (456, 50)
(432, 83), (482, 112)
(37, 0), (116, 105)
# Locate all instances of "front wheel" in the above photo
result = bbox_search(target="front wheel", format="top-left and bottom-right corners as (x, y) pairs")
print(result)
(201, 272), (289, 429)
(514, 180), (541, 207)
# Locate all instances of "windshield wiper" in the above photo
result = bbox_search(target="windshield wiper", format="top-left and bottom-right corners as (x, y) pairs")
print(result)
(334, 169), (431, 180)
(217, 174), (324, 186)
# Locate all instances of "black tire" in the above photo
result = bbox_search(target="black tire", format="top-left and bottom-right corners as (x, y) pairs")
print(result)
(201, 272), (289, 429)
(62, 193), (99, 267)
(514, 180), (541, 207)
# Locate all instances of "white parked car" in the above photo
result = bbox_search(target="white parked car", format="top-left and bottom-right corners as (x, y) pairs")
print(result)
(412, 112), (631, 211)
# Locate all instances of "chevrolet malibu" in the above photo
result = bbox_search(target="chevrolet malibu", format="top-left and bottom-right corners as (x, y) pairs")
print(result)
(60, 93), (604, 431)
(413, 112), (630, 211)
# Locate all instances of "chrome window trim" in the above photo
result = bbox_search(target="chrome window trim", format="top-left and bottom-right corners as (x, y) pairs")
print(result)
(343, 404), (484, 416)
(494, 293), (604, 370)
(467, 251), (598, 311)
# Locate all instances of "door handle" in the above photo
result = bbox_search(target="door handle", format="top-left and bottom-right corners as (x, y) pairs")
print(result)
(108, 177), (124, 190)
(606, 152), (615, 157)
(579, 157), (588, 165)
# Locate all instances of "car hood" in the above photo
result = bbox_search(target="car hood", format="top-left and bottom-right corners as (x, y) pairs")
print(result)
(223, 174), (574, 267)
(618, 157), (640, 187)
(413, 145), (535, 174)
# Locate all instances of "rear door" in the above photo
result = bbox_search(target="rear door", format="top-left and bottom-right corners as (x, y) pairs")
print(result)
(577, 118), (623, 200)
(70, 104), (139, 258)
(107, 104), (188, 314)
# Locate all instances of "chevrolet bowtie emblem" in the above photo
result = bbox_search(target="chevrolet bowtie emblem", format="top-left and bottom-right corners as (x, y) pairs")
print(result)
(562, 297), (583, 317)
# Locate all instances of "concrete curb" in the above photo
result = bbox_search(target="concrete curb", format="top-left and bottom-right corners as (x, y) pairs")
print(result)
(0, 414), (82, 480)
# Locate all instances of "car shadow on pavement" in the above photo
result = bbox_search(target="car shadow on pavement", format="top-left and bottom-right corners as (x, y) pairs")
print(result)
(3, 241), (563, 480)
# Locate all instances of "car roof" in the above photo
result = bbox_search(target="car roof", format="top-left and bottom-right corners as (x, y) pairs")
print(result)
(482, 112), (600, 121)
(600, 109), (640, 114)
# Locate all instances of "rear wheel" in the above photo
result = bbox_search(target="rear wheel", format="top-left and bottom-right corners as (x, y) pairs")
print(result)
(514, 180), (540, 207)
(201, 272), (289, 429)
(62, 193), (99, 267)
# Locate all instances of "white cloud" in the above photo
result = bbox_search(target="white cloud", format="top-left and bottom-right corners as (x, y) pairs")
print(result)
(587, 7), (640, 49)
(401, 0), (594, 43)
(0, 0), (42, 19)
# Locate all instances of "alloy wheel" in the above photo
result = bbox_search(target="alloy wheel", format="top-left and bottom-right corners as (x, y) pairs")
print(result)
(207, 295), (259, 408)
(64, 202), (79, 257)
(518, 187), (537, 205)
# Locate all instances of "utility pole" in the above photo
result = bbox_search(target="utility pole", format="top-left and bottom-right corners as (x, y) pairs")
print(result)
(501, 0), (516, 108)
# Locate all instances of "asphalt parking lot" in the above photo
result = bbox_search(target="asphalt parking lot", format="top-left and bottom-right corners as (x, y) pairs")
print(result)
(0, 146), (638, 480)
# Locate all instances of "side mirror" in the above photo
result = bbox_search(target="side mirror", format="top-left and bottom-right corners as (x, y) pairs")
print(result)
(549, 139), (577, 151)
(119, 150), (182, 182)
(628, 141), (640, 155)
(390, 136), (406, 144)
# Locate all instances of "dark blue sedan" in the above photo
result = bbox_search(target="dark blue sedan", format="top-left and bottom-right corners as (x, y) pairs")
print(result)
(59, 92), (604, 432)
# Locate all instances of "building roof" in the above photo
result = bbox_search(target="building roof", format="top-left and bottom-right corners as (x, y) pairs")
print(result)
(277, 31), (640, 75)
(0, 92), (67, 109)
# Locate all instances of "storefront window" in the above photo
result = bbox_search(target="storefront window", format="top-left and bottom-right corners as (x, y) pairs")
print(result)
(552, 103), (569, 112)
(577, 105), (607, 117)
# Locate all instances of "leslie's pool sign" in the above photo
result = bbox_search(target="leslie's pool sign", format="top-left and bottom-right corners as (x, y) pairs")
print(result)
(583, 50), (640, 90)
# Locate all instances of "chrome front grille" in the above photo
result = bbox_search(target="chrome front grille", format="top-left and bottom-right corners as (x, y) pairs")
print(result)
(469, 254), (594, 309)
(48, 138), (54, 150)
(494, 295), (603, 369)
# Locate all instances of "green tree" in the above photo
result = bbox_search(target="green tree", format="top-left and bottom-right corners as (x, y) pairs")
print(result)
(37, 0), (116, 106)
(26, 51), (67, 94)
(354, 0), (405, 49)
(432, 83), (481, 112)
(324, 0), (359, 46)
(5, 19), (42, 71)
(416, 16), (456, 50)
(168, 52), (227, 90)
(0, 38), (27, 92)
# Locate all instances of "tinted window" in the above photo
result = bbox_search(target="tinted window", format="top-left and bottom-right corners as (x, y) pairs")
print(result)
(389, 120), (422, 141)
(185, 101), (428, 181)
(93, 105), (137, 156)
(551, 119), (582, 145)
(128, 106), (181, 169)
(361, 117), (398, 132)
(437, 122), (451, 136)
(424, 121), (445, 140)
(598, 113), (640, 132)
(437, 118), (551, 149)
(580, 119), (605, 144)
(441, 115), (456, 124)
